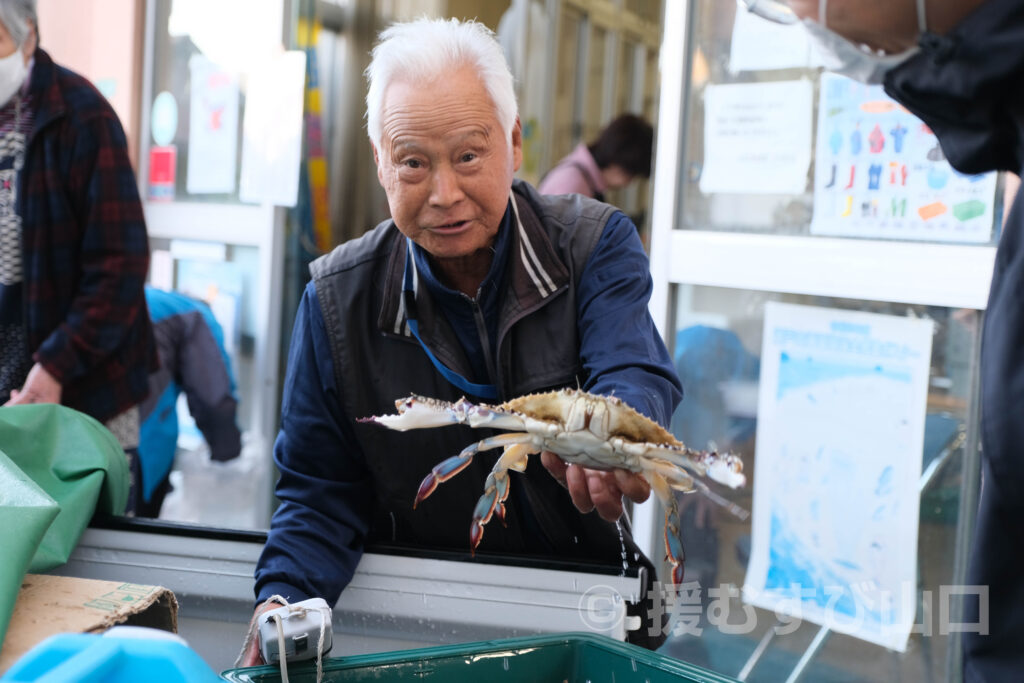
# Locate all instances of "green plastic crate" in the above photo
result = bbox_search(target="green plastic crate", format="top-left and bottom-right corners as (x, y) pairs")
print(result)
(220, 632), (738, 682)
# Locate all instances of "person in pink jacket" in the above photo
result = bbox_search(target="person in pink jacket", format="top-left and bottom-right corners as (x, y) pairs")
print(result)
(538, 113), (653, 201)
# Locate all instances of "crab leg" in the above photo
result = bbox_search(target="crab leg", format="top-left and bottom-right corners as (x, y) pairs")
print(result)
(625, 441), (746, 489)
(647, 470), (686, 585)
(650, 459), (750, 521)
(413, 432), (538, 508)
(469, 442), (537, 552)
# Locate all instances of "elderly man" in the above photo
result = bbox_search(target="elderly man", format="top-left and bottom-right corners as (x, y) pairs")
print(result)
(244, 17), (681, 662)
(745, 1), (1020, 681)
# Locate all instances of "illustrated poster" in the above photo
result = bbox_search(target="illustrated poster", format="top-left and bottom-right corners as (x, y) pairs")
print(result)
(811, 73), (997, 242)
(743, 302), (933, 652)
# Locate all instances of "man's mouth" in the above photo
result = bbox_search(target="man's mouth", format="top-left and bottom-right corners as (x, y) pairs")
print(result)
(431, 220), (469, 231)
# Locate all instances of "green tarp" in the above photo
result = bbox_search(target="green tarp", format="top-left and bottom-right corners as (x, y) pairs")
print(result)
(0, 404), (129, 647)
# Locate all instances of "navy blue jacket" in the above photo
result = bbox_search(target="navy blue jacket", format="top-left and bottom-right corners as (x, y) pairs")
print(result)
(256, 204), (681, 609)
(886, 1), (1024, 679)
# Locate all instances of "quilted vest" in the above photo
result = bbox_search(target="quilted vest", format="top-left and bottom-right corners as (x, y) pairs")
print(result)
(309, 180), (655, 579)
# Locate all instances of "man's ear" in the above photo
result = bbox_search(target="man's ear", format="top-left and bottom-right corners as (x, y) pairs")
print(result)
(511, 117), (523, 173)
(372, 143), (385, 186)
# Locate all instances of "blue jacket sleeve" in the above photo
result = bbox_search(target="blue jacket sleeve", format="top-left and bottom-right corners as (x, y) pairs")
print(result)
(577, 212), (683, 426)
(254, 282), (374, 607)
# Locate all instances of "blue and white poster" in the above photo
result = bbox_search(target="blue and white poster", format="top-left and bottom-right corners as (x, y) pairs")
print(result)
(811, 73), (997, 243)
(743, 302), (933, 652)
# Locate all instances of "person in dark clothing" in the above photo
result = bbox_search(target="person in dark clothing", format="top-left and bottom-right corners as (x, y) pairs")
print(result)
(240, 17), (682, 665)
(538, 114), (654, 201)
(134, 287), (241, 518)
(746, 0), (1020, 680)
(0, 1), (156, 460)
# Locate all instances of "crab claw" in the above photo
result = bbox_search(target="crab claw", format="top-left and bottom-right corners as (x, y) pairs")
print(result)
(706, 455), (746, 489)
(358, 395), (467, 431)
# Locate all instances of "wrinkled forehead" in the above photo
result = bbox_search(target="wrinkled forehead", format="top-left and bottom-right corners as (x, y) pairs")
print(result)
(379, 71), (503, 144)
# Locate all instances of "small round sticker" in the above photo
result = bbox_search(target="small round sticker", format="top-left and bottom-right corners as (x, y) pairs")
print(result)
(151, 91), (178, 147)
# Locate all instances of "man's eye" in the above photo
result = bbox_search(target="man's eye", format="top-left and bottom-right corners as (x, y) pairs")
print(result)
(404, 159), (423, 169)
(459, 153), (477, 163)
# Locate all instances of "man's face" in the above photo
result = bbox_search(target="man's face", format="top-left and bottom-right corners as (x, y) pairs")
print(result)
(374, 66), (522, 262)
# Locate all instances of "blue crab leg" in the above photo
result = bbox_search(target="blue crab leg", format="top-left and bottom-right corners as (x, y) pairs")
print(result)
(413, 433), (538, 508)
(648, 471), (686, 585)
(469, 443), (537, 552)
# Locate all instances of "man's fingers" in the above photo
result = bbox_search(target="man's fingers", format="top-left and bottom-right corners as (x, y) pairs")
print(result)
(613, 469), (651, 504)
(542, 453), (651, 521)
(565, 462), (595, 513)
(540, 451), (569, 487)
(588, 471), (624, 522)
(240, 637), (263, 667)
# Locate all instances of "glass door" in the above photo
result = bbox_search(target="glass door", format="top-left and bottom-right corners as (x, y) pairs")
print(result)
(638, 2), (998, 680)
(136, 0), (294, 528)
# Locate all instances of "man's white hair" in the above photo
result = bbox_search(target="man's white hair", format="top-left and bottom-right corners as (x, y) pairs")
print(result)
(365, 17), (518, 151)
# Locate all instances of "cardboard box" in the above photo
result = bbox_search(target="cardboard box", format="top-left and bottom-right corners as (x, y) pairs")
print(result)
(0, 574), (178, 673)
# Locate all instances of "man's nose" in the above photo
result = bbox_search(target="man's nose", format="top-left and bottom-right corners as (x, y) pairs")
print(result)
(429, 164), (465, 207)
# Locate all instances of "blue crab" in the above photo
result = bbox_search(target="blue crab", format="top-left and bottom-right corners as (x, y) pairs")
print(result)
(359, 388), (746, 584)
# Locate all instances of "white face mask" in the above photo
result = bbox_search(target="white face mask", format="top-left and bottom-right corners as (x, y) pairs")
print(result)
(802, 0), (926, 84)
(0, 47), (28, 107)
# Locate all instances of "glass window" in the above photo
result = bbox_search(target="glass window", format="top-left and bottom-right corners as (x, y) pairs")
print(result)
(657, 283), (979, 682)
(677, 1), (1004, 246)
(144, 0), (282, 204)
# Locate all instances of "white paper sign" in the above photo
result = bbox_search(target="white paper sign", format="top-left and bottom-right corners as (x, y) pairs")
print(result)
(187, 56), (240, 194)
(810, 73), (997, 242)
(743, 302), (933, 652)
(729, 9), (819, 72)
(699, 80), (812, 195)
(239, 51), (307, 207)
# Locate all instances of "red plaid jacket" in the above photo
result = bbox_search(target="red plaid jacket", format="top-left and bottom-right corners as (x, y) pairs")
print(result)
(19, 49), (156, 423)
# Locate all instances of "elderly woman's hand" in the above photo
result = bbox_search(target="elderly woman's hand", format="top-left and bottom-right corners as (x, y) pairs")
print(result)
(3, 363), (61, 406)
(540, 451), (651, 522)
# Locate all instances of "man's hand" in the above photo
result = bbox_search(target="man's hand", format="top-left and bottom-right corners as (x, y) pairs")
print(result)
(3, 363), (61, 406)
(541, 451), (650, 522)
(238, 600), (284, 667)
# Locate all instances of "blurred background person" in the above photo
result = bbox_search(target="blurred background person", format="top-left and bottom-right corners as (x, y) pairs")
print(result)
(135, 286), (241, 518)
(538, 113), (653, 201)
(0, 0), (156, 487)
